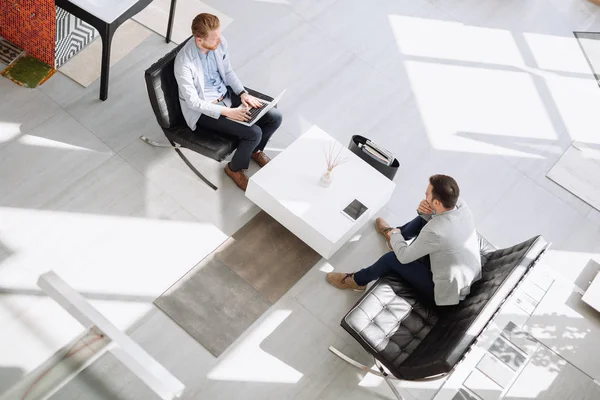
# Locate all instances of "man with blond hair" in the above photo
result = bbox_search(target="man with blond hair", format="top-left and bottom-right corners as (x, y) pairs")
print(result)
(174, 13), (283, 191)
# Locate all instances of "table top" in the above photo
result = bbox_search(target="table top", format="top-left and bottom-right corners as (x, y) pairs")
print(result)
(248, 126), (396, 243)
(582, 271), (600, 311)
(66, 0), (142, 23)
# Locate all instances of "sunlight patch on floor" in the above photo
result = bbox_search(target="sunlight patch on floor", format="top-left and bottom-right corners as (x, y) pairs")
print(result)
(389, 15), (525, 67)
(0, 206), (226, 371)
(208, 309), (303, 383)
(0, 122), (22, 144)
(404, 59), (559, 156)
(319, 262), (334, 273)
(18, 135), (105, 152)
(524, 32), (593, 75)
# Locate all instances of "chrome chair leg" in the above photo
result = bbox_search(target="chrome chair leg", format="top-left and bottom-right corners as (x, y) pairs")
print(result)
(328, 346), (404, 399)
(139, 136), (218, 191)
(328, 346), (386, 377)
(140, 135), (181, 148)
(374, 358), (404, 400)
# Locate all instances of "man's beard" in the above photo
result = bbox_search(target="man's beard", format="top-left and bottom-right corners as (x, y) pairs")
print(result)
(204, 42), (219, 51)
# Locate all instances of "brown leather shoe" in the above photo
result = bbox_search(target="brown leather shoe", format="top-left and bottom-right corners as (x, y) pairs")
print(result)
(326, 272), (366, 292)
(375, 217), (394, 251)
(251, 151), (271, 168)
(225, 163), (249, 191)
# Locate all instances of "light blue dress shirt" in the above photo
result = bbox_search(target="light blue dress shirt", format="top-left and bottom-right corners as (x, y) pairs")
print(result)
(198, 48), (227, 102)
(174, 36), (245, 128)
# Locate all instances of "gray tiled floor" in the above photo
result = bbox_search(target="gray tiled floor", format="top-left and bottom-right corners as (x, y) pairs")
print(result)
(3, 0), (600, 399)
(0, 111), (114, 208)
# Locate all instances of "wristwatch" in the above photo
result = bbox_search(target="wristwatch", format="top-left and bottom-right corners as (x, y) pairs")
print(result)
(238, 90), (248, 97)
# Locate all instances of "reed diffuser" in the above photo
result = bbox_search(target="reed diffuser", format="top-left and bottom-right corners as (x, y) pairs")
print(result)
(320, 141), (348, 187)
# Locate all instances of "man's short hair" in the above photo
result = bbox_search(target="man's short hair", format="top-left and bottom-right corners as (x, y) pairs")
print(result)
(429, 174), (460, 209)
(192, 13), (220, 39)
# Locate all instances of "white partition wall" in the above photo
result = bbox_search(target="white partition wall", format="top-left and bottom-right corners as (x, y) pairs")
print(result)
(33, 271), (185, 400)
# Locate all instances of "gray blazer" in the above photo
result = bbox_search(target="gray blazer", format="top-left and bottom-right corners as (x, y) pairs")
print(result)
(389, 200), (482, 306)
(174, 36), (245, 130)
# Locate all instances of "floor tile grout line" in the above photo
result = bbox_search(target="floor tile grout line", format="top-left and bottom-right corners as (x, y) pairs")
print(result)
(28, 151), (189, 224)
(101, 147), (225, 229)
(23, 102), (122, 214)
(420, 0), (471, 25)
(236, 0), (403, 101)
(31, 153), (111, 212)
(308, 361), (362, 400)
(544, 142), (599, 216)
(302, 17), (403, 91)
(283, 0), (342, 24)
(475, 167), (527, 231)
(292, 284), (366, 347)
(227, 13), (305, 73)
(110, 141), (239, 229)
(523, 168), (592, 219)
(477, 144), (591, 228)
(479, 170), (590, 250)
(292, 295), (362, 352)
(44, 70), (90, 106)
(21, 94), (206, 228)
(0, 93), (62, 151)
(231, 10), (360, 114)
(10, 91), (64, 136)
(290, 0), (458, 93)
(57, 97), (119, 155)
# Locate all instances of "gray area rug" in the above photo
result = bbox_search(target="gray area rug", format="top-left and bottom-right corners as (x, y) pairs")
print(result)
(574, 31), (600, 86)
(154, 211), (321, 357)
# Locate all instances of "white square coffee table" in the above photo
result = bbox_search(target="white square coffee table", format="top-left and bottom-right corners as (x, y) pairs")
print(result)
(246, 126), (396, 259)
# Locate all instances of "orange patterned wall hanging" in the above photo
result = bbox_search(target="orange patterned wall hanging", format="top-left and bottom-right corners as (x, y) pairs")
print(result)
(0, 0), (56, 66)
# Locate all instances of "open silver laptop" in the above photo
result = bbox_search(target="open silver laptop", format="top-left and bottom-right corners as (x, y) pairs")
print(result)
(227, 89), (286, 127)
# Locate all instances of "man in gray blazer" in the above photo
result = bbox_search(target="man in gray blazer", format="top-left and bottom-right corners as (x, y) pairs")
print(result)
(174, 13), (283, 191)
(327, 175), (482, 306)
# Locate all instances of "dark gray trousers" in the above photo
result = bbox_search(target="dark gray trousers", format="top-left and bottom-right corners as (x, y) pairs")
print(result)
(195, 90), (283, 171)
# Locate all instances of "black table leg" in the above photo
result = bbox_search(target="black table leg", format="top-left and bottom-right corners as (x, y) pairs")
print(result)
(56, 0), (156, 101)
(166, 0), (177, 43)
(99, 23), (116, 101)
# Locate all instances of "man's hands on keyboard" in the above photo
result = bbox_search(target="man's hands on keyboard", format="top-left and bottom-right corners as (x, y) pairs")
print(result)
(241, 92), (263, 108)
(223, 106), (252, 122)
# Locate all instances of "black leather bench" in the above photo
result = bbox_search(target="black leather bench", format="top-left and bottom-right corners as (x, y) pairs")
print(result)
(333, 234), (549, 398)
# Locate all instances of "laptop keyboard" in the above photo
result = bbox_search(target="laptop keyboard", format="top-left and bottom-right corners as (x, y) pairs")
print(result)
(246, 100), (269, 124)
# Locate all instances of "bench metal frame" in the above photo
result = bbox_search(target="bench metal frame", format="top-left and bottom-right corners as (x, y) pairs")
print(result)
(330, 244), (550, 400)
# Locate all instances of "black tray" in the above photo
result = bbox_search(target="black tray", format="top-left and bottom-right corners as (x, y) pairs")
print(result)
(349, 135), (399, 180)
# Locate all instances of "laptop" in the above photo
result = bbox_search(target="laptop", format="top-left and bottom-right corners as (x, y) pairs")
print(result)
(227, 89), (286, 127)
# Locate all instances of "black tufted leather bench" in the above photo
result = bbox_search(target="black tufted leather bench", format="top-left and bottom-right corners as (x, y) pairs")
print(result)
(337, 234), (548, 389)
(144, 38), (274, 190)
